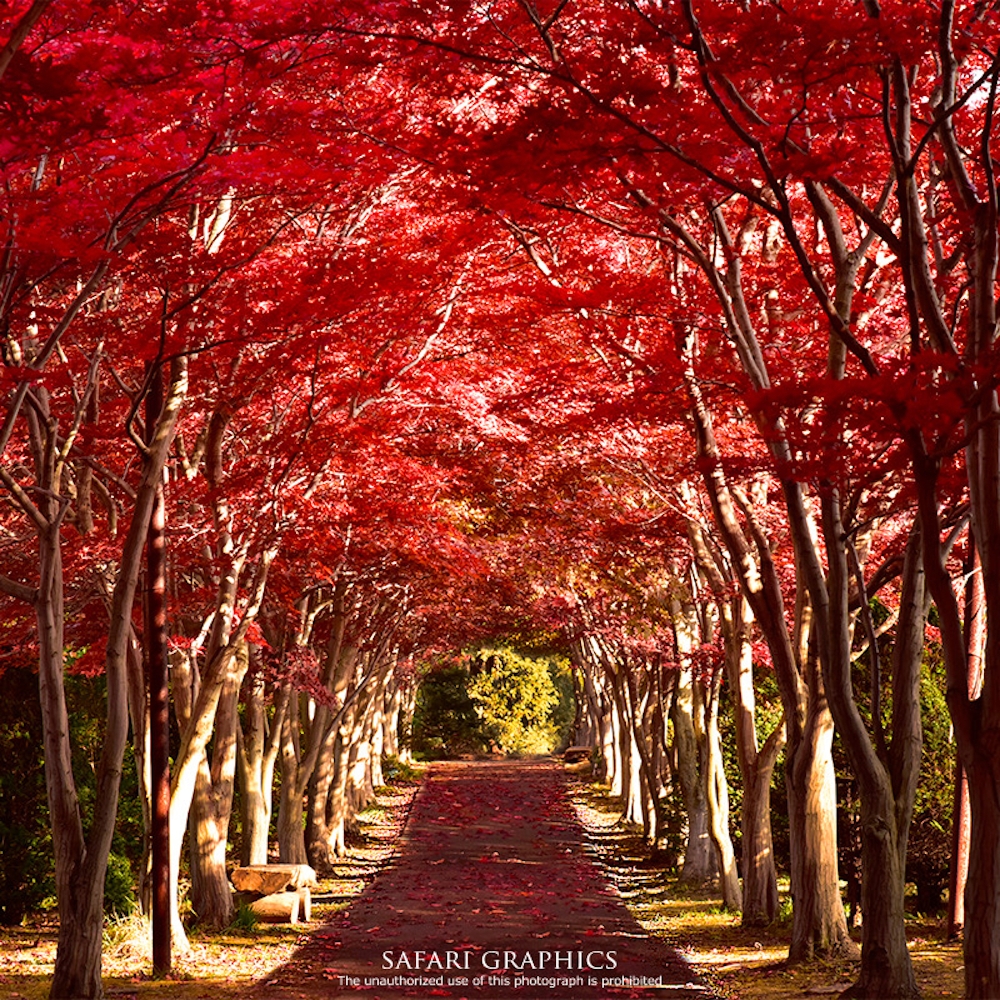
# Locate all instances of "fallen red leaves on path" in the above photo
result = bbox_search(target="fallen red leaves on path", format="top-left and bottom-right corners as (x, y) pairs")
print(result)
(256, 759), (713, 1000)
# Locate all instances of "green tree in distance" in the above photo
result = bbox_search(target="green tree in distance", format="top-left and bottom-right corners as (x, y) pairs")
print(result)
(469, 648), (569, 756)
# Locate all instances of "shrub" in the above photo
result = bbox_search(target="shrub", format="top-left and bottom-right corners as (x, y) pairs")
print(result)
(381, 754), (419, 783)
(468, 648), (562, 756)
(410, 663), (486, 759)
(104, 852), (136, 918)
(0, 665), (54, 923)
(230, 902), (259, 933)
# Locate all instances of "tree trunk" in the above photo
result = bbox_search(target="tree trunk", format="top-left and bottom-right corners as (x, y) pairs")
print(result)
(685, 502), (784, 925)
(948, 761), (970, 939)
(306, 704), (346, 872)
(840, 784), (914, 999)
(670, 600), (715, 884)
(785, 693), (855, 963)
(949, 546), (985, 938)
(36, 521), (101, 1000)
(622, 728), (644, 827)
(326, 727), (354, 857)
(277, 695), (309, 865)
(382, 683), (402, 759)
(306, 754), (335, 872)
(188, 751), (234, 928)
(43, 358), (188, 996)
(50, 884), (106, 1000)
(726, 591), (781, 925)
(741, 750), (781, 925)
(964, 759), (1000, 998)
(126, 631), (153, 913)
(188, 642), (248, 928)
(590, 668), (615, 785)
(809, 493), (924, 996)
(239, 679), (285, 866)
(607, 668), (644, 827)
(168, 544), (276, 954)
(704, 670), (740, 911)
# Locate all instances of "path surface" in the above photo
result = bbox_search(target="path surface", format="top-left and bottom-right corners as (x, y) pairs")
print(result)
(258, 760), (712, 1000)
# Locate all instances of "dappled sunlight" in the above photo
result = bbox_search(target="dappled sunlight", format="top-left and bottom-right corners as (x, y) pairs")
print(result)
(569, 777), (965, 1000)
(0, 782), (419, 1000)
(248, 760), (710, 998)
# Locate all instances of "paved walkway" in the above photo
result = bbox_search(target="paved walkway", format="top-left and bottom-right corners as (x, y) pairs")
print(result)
(260, 759), (712, 999)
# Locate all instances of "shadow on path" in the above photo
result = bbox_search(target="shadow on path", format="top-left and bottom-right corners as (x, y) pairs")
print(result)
(255, 759), (713, 999)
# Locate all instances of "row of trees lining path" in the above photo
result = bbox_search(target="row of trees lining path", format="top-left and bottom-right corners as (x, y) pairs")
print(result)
(260, 760), (711, 1000)
(2, 2), (1000, 998)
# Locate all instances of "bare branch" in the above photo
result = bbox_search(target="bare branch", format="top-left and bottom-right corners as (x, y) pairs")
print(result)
(0, 0), (50, 82)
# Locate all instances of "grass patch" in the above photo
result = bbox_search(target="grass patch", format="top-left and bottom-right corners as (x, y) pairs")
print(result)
(568, 776), (965, 999)
(0, 775), (420, 1000)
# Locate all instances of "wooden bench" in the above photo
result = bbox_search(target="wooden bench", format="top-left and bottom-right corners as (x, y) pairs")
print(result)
(230, 864), (317, 923)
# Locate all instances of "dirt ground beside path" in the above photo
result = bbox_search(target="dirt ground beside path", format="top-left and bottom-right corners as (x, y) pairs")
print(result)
(257, 759), (713, 1000)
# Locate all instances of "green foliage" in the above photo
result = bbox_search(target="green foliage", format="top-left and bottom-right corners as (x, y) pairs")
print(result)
(0, 666), (54, 924)
(0, 666), (146, 923)
(380, 754), (419, 783)
(906, 647), (955, 913)
(652, 783), (688, 871)
(104, 852), (137, 918)
(468, 647), (571, 756)
(834, 607), (956, 915)
(913, 647), (954, 822)
(67, 675), (144, 916)
(410, 662), (487, 759)
(409, 647), (575, 759)
(230, 902), (260, 933)
(546, 659), (577, 754)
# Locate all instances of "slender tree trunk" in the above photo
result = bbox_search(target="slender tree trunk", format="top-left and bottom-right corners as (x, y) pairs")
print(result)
(949, 546), (985, 938)
(672, 690), (714, 882)
(37, 521), (103, 1000)
(126, 632), (153, 913)
(590, 668), (615, 785)
(670, 598), (715, 884)
(948, 762), (970, 939)
(188, 641), (249, 927)
(608, 669), (644, 827)
(704, 670), (740, 910)
(382, 683), (402, 759)
(962, 481), (1000, 997)
(370, 697), (385, 790)
(45, 359), (188, 997)
(277, 696), (309, 864)
(306, 745), (336, 872)
(728, 591), (782, 925)
(346, 679), (383, 815)
(685, 500), (784, 923)
(741, 750), (781, 924)
(326, 724), (354, 857)
(678, 324), (853, 959)
(965, 760), (1000, 998)
(607, 690), (624, 796)
(398, 681), (417, 764)
(168, 545), (276, 952)
(239, 679), (285, 866)
(623, 728), (644, 827)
